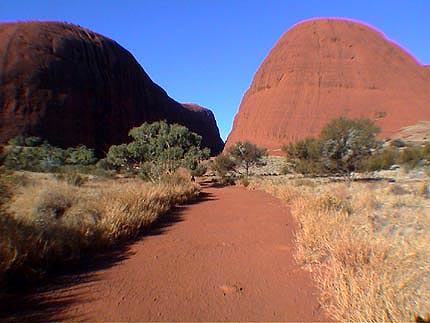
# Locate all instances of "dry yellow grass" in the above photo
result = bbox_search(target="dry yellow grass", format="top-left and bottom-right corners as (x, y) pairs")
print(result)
(250, 177), (430, 322)
(1, 171), (199, 283)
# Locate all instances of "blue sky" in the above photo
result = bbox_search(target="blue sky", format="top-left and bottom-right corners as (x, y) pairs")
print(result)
(2, 1), (429, 140)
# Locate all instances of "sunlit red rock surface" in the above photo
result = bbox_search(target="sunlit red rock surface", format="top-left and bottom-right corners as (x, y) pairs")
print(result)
(226, 18), (430, 153)
(0, 21), (224, 154)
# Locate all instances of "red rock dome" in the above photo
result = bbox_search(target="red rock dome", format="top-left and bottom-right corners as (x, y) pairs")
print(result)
(226, 18), (430, 153)
(0, 21), (224, 155)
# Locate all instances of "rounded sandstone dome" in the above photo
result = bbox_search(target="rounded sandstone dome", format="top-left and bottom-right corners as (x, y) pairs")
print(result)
(226, 18), (430, 152)
(0, 21), (224, 154)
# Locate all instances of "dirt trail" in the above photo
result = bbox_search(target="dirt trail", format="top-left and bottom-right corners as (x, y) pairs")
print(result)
(12, 185), (329, 322)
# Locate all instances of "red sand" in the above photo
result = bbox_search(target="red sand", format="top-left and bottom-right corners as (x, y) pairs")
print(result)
(12, 185), (329, 322)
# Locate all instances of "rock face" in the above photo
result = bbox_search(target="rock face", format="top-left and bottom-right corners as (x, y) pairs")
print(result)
(181, 103), (223, 152)
(0, 21), (224, 155)
(226, 18), (430, 153)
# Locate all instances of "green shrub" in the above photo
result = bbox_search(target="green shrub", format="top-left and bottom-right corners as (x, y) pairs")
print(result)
(107, 121), (209, 181)
(282, 117), (381, 176)
(67, 145), (97, 165)
(358, 147), (399, 172)
(319, 117), (380, 174)
(190, 162), (208, 177)
(3, 137), (97, 172)
(212, 154), (236, 180)
(96, 158), (110, 170)
(227, 141), (267, 177)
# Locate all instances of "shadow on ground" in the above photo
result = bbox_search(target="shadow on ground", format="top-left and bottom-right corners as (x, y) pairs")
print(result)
(198, 178), (235, 189)
(0, 189), (216, 323)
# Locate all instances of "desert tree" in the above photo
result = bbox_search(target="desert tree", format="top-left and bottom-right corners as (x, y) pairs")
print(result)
(227, 141), (267, 177)
(320, 117), (380, 174)
(283, 117), (380, 176)
(212, 154), (236, 180)
(107, 121), (209, 181)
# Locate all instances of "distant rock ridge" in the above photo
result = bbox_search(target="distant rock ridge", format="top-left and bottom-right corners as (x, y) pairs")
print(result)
(181, 103), (223, 152)
(0, 21), (224, 155)
(226, 18), (430, 153)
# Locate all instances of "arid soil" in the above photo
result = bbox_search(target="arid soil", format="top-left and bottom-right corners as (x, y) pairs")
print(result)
(3, 184), (328, 322)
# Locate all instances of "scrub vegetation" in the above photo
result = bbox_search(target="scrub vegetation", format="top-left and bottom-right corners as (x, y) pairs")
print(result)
(232, 117), (430, 322)
(0, 121), (206, 287)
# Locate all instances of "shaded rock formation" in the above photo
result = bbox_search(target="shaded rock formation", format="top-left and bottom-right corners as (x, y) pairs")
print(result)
(0, 21), (224, 155)
(181, 103), (223, 153)
(226, 18), (430, 153)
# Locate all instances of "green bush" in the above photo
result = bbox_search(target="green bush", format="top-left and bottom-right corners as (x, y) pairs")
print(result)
(283, 117), (381, 176)
(107, 121), (209, 181)
(190, 163), (208, 177)
(212, 154), (236, 180)
(358, 147), (399, 172)
(210, 141), (267, 183)
(227, 141), (267, 177)
(283, 138), (325, 175)
(67, 145), (97, 165)
(319, 117), (380, 174)
(3, 137), (97, 172)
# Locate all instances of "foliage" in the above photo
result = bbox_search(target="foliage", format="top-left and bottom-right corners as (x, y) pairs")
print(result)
(357, 142), (430, 172)
(3, 136), (97, 172)
(397, 146), (427, 170)
(212, 154), (236, 180)
(66, 145), (98, 165)
(106, 121), (209, 181)
(283, 117), (381, 175)
(319, 117), (380, 174)
(96, 158), (111, 170)
(210, 141), (267, 183)
(358, 147), (399, 172)
(189, 162), (208, 177)
(227, 141), (267, 177)
(283, 138), (324, 175)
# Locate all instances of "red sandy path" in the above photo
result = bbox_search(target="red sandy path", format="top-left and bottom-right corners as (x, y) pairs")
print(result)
(39, 185), (329, 322)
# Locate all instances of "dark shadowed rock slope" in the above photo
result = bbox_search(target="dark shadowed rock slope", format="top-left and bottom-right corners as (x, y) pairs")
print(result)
(0, 21), (224, 155)
(226, 18), (430, 153)
(181, 103), (223, 153)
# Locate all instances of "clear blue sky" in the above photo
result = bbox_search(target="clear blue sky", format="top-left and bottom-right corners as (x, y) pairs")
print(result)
(2, 1), (429, 140)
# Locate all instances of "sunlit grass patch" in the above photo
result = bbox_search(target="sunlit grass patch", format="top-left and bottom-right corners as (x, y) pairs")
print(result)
(251, 176), (430, 322)
(0, 171), (199, 285)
